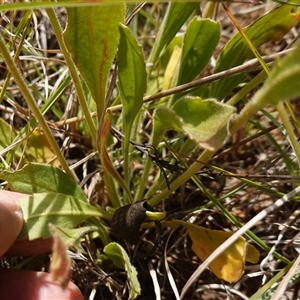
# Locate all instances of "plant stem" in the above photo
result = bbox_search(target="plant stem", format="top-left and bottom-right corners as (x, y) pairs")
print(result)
(135, 156), (153, 201)
(230, 99), (261, 134)
(227, 70), (266, 106)
(148, 149), (214, 206)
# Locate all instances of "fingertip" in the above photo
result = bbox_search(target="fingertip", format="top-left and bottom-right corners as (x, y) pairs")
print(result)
(0, 269), (84, 300)
(0, 190), (25, 211)
(0, 203), (23, 256)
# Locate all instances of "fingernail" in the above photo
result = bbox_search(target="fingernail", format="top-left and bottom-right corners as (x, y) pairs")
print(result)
(13, 208), (23, 220)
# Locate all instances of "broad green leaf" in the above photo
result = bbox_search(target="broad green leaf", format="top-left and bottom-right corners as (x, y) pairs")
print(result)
(152, 105), (183, 148)
(0, 163), (86, 201)
(168, 220), (260, 283)
(56, 225), (100, 246)
(148, 2), (199, 65)
(172, 97), (236, 150)
(210, 4), (300, 99)
(253, 41), (300, 106)
(104, 242), (141, 300)
(18, 192), (103, 240)
(154, 105), (183, 133)
(118, 23), (146, 133)
(173, 17), (220, 101)
(117, 24), (146, 188)
(63, 5), (124, 117)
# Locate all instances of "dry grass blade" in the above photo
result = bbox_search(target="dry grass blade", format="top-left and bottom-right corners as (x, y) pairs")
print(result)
(164, 229), (180, 300)
(148, 261), (161, 300)
(270, 254), (300, 300)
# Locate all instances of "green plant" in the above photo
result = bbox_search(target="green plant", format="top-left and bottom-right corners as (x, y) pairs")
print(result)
(1, 1), (300, 299)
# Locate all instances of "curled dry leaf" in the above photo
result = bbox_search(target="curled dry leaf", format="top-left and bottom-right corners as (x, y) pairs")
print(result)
(49, 223), (71, 289)
(111, 201), (147, 243)
(111, 201), (165, 244)
(168, 220), (260, 283)
(188, 226), (259, 283)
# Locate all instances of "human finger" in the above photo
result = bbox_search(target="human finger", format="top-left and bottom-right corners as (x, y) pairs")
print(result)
(0, 269), (84, 300)
(0, 191), (53, 256)
(0, 191), (23, 256)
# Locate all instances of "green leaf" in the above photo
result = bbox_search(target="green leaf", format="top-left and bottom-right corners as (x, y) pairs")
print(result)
(176, 18), (220, 87)
(63, 5), (124, 117)
(172, 97), (236, 150)
(210, 4), (300, 99)
(153, 98), (236, 151)
(0, 163), (86, 201)
(51, 225), (100, 246)
(171, 17), (220, 103)
(118, 23), (146, 140)
(152, 105), (183, 147)
(117, 24), (149, 203)
(104, 242), (141, 300)
(118, 24), (147, 171)
(154, 105), (183, 132)
(18, 192), (103, 240)
(252, 41), (300, 106)
(148, 2), (199, 65)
